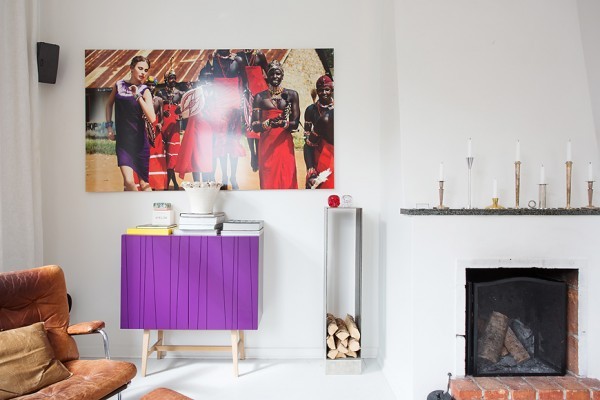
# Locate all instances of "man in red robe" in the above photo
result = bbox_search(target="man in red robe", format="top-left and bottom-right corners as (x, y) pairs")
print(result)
(251, 60), (299, 189)
(303, 75), (334, 189)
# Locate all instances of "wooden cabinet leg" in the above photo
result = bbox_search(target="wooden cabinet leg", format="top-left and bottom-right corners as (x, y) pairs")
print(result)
(239, 330), (246, 360)
(157, 330), (165, 359)
(141, 329), (150, 377)
(231, 330), (239, 377)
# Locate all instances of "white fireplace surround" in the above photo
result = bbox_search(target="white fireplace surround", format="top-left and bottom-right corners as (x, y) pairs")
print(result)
(454, 258), (588, 377)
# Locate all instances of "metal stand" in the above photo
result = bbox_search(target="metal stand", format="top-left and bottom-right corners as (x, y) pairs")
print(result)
(585, 181), (597, 209)
(324, 207), (362, 375)
(566, 161), (573, 209)
(435, 181), (449, 210)
(466, 157), (474, 209)
(539, 184), (547, 209)
(514, 161), (521, 208)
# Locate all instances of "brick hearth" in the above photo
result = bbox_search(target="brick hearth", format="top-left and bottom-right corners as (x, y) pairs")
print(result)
(450, 376), (600, 400)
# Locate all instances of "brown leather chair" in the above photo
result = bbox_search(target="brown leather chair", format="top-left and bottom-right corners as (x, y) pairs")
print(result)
(0, 265), (137, 399)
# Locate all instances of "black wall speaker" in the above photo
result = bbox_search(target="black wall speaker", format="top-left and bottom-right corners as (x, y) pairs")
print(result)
(37, 42), (60, 84)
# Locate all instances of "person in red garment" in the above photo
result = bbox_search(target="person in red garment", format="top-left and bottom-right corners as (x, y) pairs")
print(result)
(232, 49), (268, 172)
(251, 60), (299, 189)
(175, 65), (216, 183)
(155, 63), (183, 190)
(303, 75), (334, 189)
(145, 75), (168, 190)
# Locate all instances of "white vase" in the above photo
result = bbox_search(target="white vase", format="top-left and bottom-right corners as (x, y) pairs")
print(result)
(184, 185), (221, 214)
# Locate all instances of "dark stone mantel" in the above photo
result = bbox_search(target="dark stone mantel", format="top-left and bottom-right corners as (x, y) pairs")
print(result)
(400, 207), (600, 216)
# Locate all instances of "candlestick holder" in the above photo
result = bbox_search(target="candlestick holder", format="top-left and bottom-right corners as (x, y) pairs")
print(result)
(514, 161), (521, 208)
(585, 181), (597, 209)
(566, 161), (573, 209)
(466, 157), (474, 209)
(538, 184), (547, 209)
(485, 197), (505, 209)
(435, 180), (449, 210)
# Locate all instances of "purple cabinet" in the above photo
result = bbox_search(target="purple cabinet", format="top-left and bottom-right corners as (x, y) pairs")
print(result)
(121, 235), (262, 330)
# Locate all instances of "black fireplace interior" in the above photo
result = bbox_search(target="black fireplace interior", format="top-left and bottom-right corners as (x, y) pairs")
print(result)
(466, 268), (568, 376)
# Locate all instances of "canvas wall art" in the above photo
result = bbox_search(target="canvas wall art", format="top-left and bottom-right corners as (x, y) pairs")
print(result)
(85, 48), (334, 192)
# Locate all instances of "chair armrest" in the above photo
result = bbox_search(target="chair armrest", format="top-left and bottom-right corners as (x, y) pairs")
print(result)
(67, 320), (106, 335)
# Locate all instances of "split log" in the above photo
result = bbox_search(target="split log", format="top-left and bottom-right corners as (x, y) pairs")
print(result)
(327, 349), (339, 360)
(347, 349), (358, 358)
(501, 346), (509, 357)
(348, 338), (361, 352)
(327, 313), (338, 336)
(335, 351), (347, 359)
(340, 338), (348, 348)
(345, 314), (361, 340)
(478, 311), (509, 363)
(335, 318), (350, 341)
(504, 327), (530, 364)
(337, 341), (349, 354)
(326, 335), (336, 350)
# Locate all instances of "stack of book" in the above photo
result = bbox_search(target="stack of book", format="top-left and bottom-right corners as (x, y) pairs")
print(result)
(220, 220), (264, 236)
(126, 224), (176, 236)
(175, 211), (226, 236)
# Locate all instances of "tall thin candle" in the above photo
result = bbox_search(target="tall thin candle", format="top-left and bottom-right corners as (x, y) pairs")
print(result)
(567, 140), (572, 161)
(589, 162), (593, 181)
(540, 164), (545, 184)
(493, 179), (498, 198)
(468, 138), (472, 157)
(516, 140), (521, 162)
(439, 162), (444, 181)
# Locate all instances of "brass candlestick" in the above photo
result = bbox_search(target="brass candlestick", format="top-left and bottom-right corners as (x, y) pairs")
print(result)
(514, 161), (521, 208)
(585, 181), (597, 209)
(539, 184), (547, 209)
(435, 181), (449, 210)
(486, 197), (505, 209)
(566, 161), (573, 209)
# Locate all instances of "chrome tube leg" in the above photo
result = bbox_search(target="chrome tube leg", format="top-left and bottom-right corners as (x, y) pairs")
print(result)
(97, 329), (111, 359)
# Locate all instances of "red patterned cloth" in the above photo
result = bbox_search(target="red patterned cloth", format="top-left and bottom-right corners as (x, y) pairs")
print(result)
(175, 113), (214, 179)
(149, 131), (168, 190)
(258, 109), (297, 189)
(161, 104), (181, 169)
(314, 140), (334, 189)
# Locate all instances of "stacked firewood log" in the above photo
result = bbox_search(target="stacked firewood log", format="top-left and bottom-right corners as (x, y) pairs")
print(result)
(326, 313), (361, 359)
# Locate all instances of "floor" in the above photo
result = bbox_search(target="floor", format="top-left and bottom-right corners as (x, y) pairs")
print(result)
(119, 357), (397, 400)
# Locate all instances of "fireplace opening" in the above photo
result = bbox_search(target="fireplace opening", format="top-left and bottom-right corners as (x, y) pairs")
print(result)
(466, 268), (571, 377)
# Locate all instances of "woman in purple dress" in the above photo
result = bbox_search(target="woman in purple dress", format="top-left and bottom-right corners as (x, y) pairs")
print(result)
(105, 56), (157, 191)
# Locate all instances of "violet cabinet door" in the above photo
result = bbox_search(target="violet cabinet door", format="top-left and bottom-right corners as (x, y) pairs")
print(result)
(121, 235), (262, 330)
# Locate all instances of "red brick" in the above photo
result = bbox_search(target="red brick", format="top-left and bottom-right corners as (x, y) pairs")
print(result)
(554, 376), (590, 400)
(497, 377), (536, 400)
(567, 287), (578, 335)
(524, 377), (563, 400)
(450, 377), (483, 400)
(472, 377), (508, 400)
(567, 334), (579, 375)
(579, 378), (600, 400)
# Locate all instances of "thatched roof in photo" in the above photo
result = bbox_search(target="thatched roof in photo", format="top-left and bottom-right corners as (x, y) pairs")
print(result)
(85, 49), (290, 90)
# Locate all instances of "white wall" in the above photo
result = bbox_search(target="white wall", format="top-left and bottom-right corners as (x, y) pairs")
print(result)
(38, 0), (382, 360)
(37, 0), (600, 398)
(382, 1), (600, 398)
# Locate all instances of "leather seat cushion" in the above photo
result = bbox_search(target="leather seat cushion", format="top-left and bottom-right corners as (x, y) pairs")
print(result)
(13, 359), (137, 400)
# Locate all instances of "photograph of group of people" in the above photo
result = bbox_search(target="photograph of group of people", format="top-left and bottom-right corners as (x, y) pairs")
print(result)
(84, 48), (334, 192)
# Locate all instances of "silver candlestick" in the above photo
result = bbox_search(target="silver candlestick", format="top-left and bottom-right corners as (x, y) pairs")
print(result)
(538, 184), (547, 209)
(514, 161), (521, 208)
(466, 157), (474, 209)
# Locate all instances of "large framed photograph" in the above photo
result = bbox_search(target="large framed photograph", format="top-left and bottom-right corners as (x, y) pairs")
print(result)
(85, 49), (334, 192)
